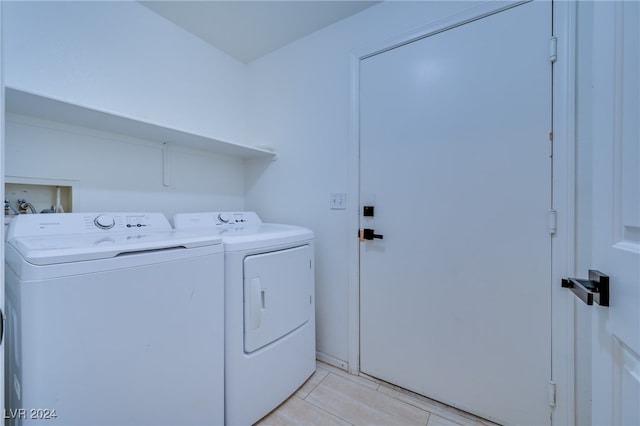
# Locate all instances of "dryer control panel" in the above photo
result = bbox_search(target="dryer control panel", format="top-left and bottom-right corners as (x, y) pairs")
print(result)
(174, 212), (262, 230)
(215, 212), (259, 226)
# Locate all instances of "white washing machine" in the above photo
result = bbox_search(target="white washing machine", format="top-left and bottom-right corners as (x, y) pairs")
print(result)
(173, 211), (315, 426)
(4, 212), (224, 426)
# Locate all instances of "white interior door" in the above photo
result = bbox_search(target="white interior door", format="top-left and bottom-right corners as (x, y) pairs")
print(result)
(588, 2), (640, 424)
(359, 2), (552, 425)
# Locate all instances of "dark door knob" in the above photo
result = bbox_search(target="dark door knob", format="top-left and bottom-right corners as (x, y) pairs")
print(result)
(359, 228), (383, 241)
(562, 270), (609, 307)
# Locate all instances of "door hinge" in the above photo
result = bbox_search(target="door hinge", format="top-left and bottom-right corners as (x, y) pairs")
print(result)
(548, 381), (556, 407)
(548, 210), (557, 235)
(549, 37), (558, 63)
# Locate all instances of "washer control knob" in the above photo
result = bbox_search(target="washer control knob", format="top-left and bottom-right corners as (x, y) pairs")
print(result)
(217, 213), (232, 224)
(94, 214), (116, 230)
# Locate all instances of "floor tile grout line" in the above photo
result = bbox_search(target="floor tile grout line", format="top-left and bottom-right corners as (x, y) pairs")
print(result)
(353, 371), (482, 425)
(317, 362), (381, 391)
(307, 371), (435, 426)
(313, 362), (492, 426)
(376, 386), (469, 426)
(294, 394), (357, 426)
(304, 371), (375, 426)
(299, 390), (356, 426)
(299, 369), (331, 401)
(355, 372), (451, 423)
(317, 364), (443, 423)
(303, 371), (360, 426)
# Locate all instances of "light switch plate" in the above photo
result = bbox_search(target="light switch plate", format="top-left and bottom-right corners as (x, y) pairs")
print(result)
(330, 193), (346, 210)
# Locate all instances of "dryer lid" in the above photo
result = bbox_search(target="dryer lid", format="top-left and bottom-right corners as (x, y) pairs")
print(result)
(173, 211), (314, 251)
(220, 224), (313, 252)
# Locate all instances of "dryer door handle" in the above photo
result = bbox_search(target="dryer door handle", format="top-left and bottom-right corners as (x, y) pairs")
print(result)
(247, 277), (263, 330)
(0, 308), (3, 345)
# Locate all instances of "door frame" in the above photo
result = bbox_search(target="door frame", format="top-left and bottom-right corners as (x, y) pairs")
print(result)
(1, 0), (6, 417)
(346, 1), (577, 424)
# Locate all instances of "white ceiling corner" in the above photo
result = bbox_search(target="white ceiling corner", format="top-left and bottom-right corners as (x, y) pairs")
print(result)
(139, 1), (381, 63)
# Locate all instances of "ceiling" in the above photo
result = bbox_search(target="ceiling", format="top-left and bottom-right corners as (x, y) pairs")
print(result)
(139, 1), (381, 64)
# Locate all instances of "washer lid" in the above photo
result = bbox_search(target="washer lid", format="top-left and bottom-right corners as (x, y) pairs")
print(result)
(6, 213), (222, 265)
(8, 231), (222, 265)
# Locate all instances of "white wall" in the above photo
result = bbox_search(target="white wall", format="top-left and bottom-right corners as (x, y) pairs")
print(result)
(245, 1), (483, 365)
(2, 1), (250, 217)
(3, 0), (248, 145)
(1, 0), (538, 370)
(1, 0), (591, 383)
(5, 115), (245, 216)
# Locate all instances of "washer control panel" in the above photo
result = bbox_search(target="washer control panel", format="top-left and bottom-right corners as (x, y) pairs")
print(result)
(6, 213), (172, 239)
(85, 213), (163, 232)
(94, 214), (116, 230)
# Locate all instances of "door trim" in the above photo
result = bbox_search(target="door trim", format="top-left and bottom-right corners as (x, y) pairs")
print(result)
(0, 1), (5, 418)
(347, 1), (577, 424)
(551, 2), (578, 425)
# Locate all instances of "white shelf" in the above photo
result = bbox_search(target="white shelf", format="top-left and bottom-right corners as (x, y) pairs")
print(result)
(4, 87), (276, 159)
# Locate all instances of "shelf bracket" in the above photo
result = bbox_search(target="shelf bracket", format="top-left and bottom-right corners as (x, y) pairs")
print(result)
(163, 142), (171, 187)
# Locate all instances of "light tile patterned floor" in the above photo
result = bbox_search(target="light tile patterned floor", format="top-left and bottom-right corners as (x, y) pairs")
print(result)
(256, 362), (498, 426)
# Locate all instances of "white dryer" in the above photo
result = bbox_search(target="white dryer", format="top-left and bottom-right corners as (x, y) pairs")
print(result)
(4, 213), (224, 426)
(173, 211), (315, 426)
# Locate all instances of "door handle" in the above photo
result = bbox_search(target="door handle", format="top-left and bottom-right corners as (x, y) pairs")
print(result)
(562, 269), (609, 307)
(359, 228), (383, 241)
(247, 277), (262, 330)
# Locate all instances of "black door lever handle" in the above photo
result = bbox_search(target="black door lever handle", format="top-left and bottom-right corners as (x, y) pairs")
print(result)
(562, 270), (609, 307)
(359, 228), (383, 241)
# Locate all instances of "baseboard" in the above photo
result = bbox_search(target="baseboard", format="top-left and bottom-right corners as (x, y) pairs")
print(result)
(315, 352), (349, 371)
